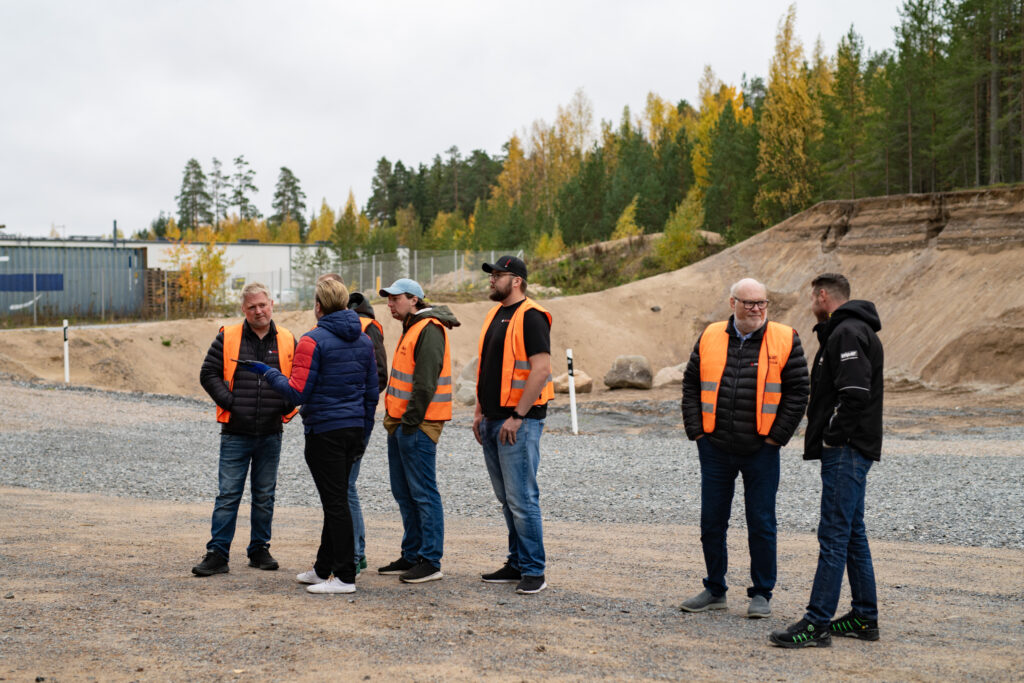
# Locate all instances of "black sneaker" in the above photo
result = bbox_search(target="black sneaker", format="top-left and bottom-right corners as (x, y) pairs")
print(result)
(399, 560), (443, 583)
(830, 610), (880, 641)
(192, 551), (228, 576)
(481, 561), (521, 583)
(378, 557), (417, 575)
(515, 575), (547, 594)
(247, 547), (279, 571)
(769, 618), (832, 648)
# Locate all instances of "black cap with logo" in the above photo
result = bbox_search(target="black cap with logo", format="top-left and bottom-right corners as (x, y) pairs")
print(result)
(482, 255), (527, 281)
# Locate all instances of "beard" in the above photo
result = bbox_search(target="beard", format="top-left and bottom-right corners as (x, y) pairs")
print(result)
(488, 279), (512, 302)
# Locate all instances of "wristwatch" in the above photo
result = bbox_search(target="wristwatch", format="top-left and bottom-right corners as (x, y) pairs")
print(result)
(512, 410), (526, 421)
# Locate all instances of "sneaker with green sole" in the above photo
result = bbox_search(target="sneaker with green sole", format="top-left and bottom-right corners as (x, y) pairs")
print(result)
(769, 618), (832, 648)
(830, 611), (880, 641)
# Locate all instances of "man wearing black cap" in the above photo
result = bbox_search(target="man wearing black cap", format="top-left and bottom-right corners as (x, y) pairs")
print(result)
(473, 255), (554, 595)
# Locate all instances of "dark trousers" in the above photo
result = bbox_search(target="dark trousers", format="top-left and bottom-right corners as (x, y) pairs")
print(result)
(697, 437), (781, 600)
(305, 427), (363, 583)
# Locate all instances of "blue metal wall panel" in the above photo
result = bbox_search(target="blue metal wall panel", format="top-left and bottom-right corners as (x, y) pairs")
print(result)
(0, 244), (145, 319)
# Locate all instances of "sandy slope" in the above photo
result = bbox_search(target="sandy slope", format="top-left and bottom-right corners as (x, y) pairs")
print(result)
(1, 187), (1022, 401)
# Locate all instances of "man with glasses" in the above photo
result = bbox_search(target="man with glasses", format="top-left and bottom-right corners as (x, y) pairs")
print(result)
(473, 255), (553, 595)
(680, 278), (809, 618)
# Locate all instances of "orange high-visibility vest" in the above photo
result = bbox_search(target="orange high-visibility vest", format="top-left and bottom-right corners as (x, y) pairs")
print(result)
(216, 323), (297, 424)
(359, 316), (384, 338)
(385, 317), (452, 421)
(698, 320), (793, 435)
(477, 298), (554, 409)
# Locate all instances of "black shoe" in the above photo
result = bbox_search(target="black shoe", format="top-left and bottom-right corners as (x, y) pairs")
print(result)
(399, 560), (443, 584)
(192, 551), (228, 576)
(378, 557), (417, 575)
(515, 575), (547, 594)
(247, 547), (279, 571)
(830, 610), (880, 641)
(769, 618), (832, 648)
(482, 561), (522, 583)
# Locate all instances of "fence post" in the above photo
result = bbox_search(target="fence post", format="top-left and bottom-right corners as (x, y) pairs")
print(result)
(32, 268), (37, 326)
(100, 268), (105, 321)
(414, 250), (418, 281)
(163, 270), (169, 320)
(567, 348), (578, 435)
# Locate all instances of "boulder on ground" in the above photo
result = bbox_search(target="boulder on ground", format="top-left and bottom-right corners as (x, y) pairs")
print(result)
(653, 363), (686, 388)
(455, 380), (477, 406)
(603, 355), (653, 390)
(459, 357), (479, 381)
(553, 370), (593, 394)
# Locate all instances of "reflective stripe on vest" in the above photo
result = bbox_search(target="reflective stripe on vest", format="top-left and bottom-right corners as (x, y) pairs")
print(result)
(698, 320), (793, 436)
(476, 298), (554, 408)
(359, 316), (384, 339)
(384, 317), (453, 421)
(216, 323), (297, 424)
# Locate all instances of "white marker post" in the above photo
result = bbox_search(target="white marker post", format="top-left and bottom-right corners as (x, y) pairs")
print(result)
(63, 319), (70, 384)
(566, 348), (579, 435)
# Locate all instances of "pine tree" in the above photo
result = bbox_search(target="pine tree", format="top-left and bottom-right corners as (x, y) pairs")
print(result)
(270, 167), (308, 232)
(230, 155), (261, 220)
(209, 157), (229, 229)
(175, 158), (213, 231)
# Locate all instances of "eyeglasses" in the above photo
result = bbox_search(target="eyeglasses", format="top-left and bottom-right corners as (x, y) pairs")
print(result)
(488, 272), (514, 281)
(737, 299), (769, 310)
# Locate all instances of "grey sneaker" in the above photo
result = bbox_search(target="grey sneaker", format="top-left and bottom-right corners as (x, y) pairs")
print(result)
(679, 589), (727, 612)
(747, 595), (771, 618)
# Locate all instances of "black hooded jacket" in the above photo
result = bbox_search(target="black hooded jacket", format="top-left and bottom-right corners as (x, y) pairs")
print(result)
(348, 292), (388, 392)
(682, 316), (809, 456)
(804, 300), (884, 461)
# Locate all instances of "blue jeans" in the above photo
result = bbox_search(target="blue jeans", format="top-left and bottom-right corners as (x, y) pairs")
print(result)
(387, 427), (444, 566)
(696, 438), (780, 599)
(349, 457), (365, 563)
(480, 418), (546, 577)
(805, 445), (878, 625)
(207, 432), (282, 559)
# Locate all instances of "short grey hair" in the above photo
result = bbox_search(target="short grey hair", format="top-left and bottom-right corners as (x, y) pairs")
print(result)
(240, 282), (272, 304)
(729, 277), (767, 298)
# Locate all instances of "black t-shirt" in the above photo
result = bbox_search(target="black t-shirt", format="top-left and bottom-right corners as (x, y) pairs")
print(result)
(478, 299), (551, 420)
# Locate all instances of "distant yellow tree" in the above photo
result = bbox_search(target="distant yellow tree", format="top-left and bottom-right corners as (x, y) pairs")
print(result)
(611, 196), (643, 240)
(534, 227), (566, 261)
(691, 66), (753, 193)
(642, 92), (685, 149)
(394, 204), (421, 248)
(755, 4), (820, 226)
(657, 188), (704, 270)
(165, 217), (181, 240)
(492, 134), (527, 206)
(307, 199), (336, 243)
(276, 216), (301, 243)
(168, 236), (232, 313)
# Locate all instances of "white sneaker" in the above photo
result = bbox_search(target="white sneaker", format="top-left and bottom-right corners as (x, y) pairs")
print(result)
(296, 569), (326, 585)
(306, 577), (355, 594)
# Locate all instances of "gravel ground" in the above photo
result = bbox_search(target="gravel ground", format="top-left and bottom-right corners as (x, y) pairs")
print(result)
(2, 381), (1021, 550)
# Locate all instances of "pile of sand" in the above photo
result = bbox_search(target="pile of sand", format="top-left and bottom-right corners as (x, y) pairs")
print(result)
(3, 187), (1022, 400)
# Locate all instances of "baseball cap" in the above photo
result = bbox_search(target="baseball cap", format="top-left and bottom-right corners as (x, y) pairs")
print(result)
(379, 278), (425, 299)
(482, 255), (527, 280)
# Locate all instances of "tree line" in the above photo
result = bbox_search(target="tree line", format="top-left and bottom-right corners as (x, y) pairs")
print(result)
(146, 0), (1024, 271)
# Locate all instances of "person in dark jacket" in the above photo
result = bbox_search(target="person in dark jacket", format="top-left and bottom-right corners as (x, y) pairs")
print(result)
(346, 289), (388, 574)
(317, 273), (390, 576)
(771, 273), (884, 648)
(193, 282), (296, 577)
(681, 278), (809, 618)
(254, 278), (379, 595)
(376, 278), (460, 584)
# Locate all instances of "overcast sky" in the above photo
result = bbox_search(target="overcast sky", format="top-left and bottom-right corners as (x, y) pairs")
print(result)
(0, 0), (903, 239)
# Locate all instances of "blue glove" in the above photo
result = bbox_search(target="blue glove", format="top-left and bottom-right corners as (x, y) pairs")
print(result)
(249, 361), (271, 375)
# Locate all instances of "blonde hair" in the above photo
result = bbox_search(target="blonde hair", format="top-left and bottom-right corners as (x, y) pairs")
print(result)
(316, 272), (344, 285)
(316, 279), (349, 315)
(240, 282), (272, 304)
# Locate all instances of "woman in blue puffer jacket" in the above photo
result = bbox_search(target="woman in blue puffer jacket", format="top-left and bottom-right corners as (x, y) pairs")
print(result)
(255, 278), (379, 595)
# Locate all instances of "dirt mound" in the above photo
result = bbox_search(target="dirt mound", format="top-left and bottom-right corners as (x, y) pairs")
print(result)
(2, 186), (1022, 399)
